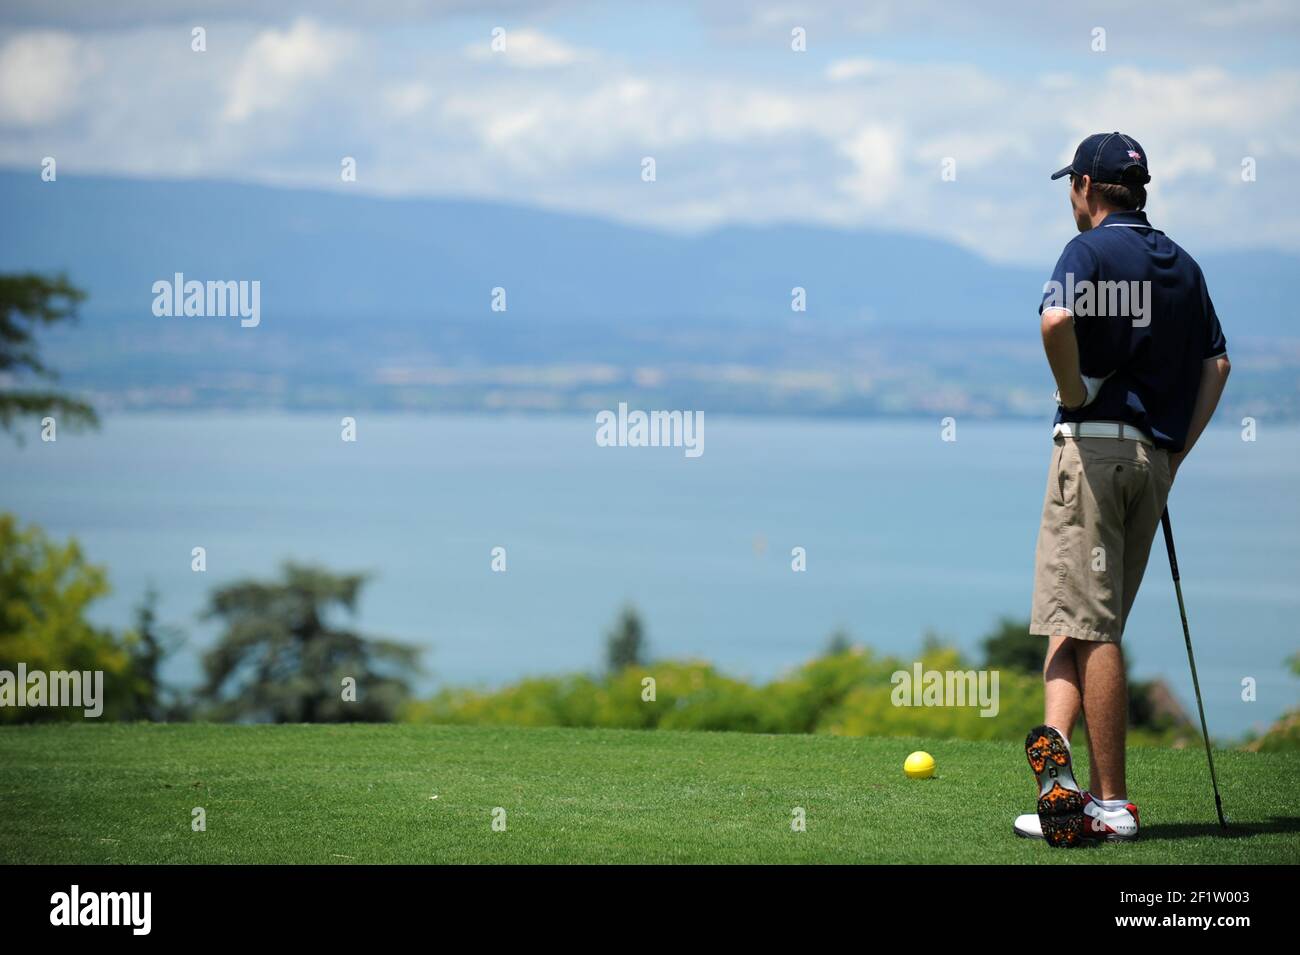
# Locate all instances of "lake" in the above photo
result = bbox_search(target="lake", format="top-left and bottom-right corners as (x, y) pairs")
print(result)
(3, 413), (1296, 738)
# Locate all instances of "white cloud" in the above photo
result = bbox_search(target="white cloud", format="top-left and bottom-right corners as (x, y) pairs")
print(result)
(464, 28), (587, 69)
(223, 18), (352, 122)
(837, 124), (903, 207)
(0, 31), (87, 125)
(381, 82), (434, 119)
(914, 133), (1029, 170)
(1155, 142), (1218, 181)
(0, 8), (1296, 263)
(826, 58), (887, 83)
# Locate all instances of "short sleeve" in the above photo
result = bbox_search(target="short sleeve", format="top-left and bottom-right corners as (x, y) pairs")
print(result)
(1202, 284), (1227, 359)
(1040, 240), (1100, 317)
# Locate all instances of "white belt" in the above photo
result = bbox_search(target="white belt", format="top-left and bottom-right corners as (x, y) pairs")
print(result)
(1054, 421), (1153, 446)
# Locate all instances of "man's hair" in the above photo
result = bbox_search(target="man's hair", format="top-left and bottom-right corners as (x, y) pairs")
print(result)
(1070, 173), (1146, 211)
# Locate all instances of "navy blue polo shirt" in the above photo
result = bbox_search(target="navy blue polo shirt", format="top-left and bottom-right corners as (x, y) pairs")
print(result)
(1039, 210), (1227, 452)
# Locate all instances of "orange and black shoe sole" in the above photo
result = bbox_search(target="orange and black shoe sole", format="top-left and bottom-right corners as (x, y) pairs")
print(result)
(1025, 724), (1085, 848)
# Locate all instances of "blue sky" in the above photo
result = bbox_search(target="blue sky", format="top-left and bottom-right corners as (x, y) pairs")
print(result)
(2, 0), (1297, 264)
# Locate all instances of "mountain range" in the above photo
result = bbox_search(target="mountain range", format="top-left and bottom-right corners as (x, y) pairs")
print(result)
(1, 171), (1293, 418)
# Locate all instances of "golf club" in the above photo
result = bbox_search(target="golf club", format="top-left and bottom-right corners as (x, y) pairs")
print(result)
(1160, 507), (1229, 829)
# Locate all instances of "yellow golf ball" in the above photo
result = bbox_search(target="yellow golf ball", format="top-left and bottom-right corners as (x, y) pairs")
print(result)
(904, 751), (935, 779)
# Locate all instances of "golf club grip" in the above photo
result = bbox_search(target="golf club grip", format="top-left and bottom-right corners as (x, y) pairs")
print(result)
(1161, 508), (1180, 581)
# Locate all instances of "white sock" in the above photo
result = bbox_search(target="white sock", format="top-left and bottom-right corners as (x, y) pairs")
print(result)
(1095, 797), (1129, 812)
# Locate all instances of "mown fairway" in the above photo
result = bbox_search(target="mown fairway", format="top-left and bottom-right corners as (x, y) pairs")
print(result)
(1, 724), (1296, 864)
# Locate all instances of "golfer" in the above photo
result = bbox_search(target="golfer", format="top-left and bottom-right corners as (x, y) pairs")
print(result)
(1014, 133), (1232, 846)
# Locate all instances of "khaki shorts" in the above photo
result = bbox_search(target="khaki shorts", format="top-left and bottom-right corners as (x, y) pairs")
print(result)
(1030, 435), (1172, 643)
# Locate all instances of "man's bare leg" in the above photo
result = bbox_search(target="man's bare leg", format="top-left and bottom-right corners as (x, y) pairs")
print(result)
(1043, 634), (1083, 740)
(1075, 640), (1127, 800)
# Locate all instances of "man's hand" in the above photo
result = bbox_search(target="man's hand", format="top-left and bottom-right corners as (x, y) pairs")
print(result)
(1169, 354), (1231, 483)
(1055, 378), (1088, 410)
(1041, 308), (1086, 408)
(1169, 451), (1184, 483)
(1055, 372), (1112, 410)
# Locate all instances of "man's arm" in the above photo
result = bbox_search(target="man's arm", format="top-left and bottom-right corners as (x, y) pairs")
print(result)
(1041, 307), (1087, 409)
(1170, 354), (1231, 481)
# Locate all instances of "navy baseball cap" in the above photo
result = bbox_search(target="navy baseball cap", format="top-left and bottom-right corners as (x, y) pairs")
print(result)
(1051, 132), (1151, 185)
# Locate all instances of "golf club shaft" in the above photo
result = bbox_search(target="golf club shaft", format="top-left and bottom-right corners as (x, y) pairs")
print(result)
(1160, 507), (1228, 829)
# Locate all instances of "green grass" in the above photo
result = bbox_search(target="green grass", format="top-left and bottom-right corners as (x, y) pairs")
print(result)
(1, 724), (1297, 864)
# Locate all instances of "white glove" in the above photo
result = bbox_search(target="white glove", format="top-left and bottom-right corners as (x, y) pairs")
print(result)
(1055, 372), (1114, 410)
